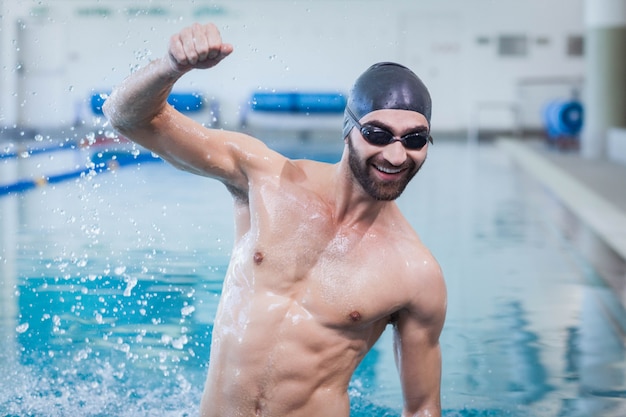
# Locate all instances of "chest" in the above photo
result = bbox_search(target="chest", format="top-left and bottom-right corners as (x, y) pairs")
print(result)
(245, 181), (373, 277)
(230, 184), (408, 326)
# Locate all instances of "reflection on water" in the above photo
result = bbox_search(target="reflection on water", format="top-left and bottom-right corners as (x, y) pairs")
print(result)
(495, 300), (551, 404)
(1, 142), (626, 416)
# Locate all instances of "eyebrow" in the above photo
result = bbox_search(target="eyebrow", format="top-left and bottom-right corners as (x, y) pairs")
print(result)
(365, 120), (429, 136)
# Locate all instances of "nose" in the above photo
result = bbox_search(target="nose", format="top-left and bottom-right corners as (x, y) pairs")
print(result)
(381, 140), (408, 166)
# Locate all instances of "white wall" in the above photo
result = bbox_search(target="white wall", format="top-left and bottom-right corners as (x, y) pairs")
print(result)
(0, 0), (585, 133)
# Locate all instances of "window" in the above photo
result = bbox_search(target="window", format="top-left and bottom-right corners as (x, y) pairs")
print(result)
(567, 35), (584, 57)
(498, 35), (528, 57)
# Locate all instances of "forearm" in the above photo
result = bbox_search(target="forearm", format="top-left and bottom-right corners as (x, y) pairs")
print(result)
(101, 23), (255, 185)
(104, 23), (232, 140)
(103, 57), (183, 135)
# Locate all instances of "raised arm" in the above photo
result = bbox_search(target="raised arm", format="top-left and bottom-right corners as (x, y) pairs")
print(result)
(103, 23), (280, 193)
(394, 259), (447, 417)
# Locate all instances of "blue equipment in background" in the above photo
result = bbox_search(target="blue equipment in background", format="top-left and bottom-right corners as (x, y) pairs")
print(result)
(542, 99), (584, 146)
(90, 92), (204, 115)
(250, 92), (346, 114)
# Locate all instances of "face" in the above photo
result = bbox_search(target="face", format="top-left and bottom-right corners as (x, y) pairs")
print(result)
(346, 109), (429, 201)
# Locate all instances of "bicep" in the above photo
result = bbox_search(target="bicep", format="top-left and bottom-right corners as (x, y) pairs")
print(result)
(394, 310), (443, 414)
(117, 104), (280, 192)
(394, 263), (447, 415)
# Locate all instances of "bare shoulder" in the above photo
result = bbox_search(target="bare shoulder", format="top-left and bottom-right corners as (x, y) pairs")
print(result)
(392, 227), (447, 328)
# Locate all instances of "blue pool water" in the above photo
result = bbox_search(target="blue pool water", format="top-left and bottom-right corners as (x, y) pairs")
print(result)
(1, 140), (626, 416)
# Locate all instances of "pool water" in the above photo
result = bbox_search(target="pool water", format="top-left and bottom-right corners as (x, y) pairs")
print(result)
(1, 140), (626, 416)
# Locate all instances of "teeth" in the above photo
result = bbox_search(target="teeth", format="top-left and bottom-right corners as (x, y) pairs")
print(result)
(375, 165), (402, 174)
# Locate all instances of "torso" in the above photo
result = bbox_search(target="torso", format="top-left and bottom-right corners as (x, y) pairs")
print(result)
(200, 159), (432, 417)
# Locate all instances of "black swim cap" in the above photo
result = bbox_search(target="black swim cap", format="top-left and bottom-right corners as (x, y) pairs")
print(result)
(343, 62), (431, 138)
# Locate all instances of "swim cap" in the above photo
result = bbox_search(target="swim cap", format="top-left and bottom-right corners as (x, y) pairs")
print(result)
(343, 62), (431, 138)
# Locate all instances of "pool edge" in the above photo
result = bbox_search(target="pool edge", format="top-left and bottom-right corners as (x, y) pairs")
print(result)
(496, 137), (626, 263)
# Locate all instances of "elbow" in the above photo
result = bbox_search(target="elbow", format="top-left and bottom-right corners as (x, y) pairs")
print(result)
(101, 97), (113, 121)
(402, 391), (441, 417)
(402, 405), (441, 417)
(102, 92), (155, 140)
(102, 94), (122, 132)
(102, 93), (128, 134)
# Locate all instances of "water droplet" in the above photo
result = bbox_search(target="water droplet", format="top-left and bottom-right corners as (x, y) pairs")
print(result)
(123, 276), (137, 297)
(181, 305), (195, 317)
(172, 335), (188, 350)
(16, 323), (29, 333)
(73, 348), (89, 362)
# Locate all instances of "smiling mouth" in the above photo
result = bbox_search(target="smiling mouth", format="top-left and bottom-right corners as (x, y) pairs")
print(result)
(373, 164), (404, 175)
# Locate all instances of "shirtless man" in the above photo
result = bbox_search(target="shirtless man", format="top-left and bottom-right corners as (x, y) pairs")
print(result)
(104, 22), (446, 417)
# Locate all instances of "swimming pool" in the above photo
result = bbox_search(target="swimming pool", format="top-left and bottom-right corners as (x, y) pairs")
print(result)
(1, 139), (625, 416)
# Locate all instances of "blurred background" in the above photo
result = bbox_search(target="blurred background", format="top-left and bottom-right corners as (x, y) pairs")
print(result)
(0, 0), (587, 138)
(2, 2), (626, 416)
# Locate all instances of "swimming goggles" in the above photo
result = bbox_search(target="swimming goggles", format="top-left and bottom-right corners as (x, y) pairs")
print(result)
(346, 107), (433, 150)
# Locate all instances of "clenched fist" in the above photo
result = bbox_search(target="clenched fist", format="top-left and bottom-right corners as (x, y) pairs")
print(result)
(167, 22), (233, 73)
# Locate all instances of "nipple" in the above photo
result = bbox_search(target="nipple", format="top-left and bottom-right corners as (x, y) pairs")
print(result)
(253, 251), (264, 265)
(349, 311), (362, 322)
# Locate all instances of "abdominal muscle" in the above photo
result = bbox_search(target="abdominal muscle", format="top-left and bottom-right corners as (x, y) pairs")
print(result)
(199, 274), (369, 417)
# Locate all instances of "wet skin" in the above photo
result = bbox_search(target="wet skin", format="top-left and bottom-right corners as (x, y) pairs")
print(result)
(204, 147), (440, 416)
(104, 23), (447, 417)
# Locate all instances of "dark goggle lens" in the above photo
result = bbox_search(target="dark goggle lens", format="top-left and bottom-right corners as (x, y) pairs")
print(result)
(360, 126), (431, 150)
(360, 126), (393, 145)
(401, 132), (431, 150)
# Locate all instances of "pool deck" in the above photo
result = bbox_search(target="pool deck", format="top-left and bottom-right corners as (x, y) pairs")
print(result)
(497, 137), (626, 301)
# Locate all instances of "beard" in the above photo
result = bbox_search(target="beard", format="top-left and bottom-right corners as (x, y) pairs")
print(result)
(347, 138), (424, 201)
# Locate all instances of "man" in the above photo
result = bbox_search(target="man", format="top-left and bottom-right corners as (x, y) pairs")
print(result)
(104, 22), (446, 417)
